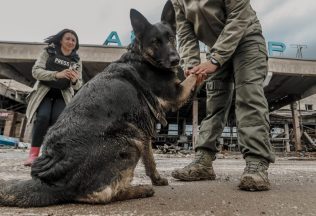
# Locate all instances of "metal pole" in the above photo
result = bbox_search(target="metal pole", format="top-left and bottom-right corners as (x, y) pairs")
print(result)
(182, 118), (186, 135)
(290, 102), (302, 151)
(192, 98), (199, 149)
(284, 123), (290, 152)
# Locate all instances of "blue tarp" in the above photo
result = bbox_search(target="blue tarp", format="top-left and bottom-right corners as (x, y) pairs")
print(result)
(0, 135), (19, 146)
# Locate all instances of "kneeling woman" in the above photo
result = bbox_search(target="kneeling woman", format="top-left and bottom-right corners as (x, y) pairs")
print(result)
(24, 29), (83, 166)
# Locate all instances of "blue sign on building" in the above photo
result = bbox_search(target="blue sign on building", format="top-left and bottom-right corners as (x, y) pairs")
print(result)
(103, 31), (136, 46)
(268, 41), (286, 56)
(103, 31), (122, 46)
(103, 32), (287, 57)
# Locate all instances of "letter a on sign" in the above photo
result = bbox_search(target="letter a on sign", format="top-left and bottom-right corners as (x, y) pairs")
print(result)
(103, 31), (122, 46)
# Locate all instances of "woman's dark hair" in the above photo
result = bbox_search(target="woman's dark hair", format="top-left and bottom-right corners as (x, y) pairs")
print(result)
(44, 29), (79, 51)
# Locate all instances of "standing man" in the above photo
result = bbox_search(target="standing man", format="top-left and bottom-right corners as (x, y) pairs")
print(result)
(171, 0), (275, 191)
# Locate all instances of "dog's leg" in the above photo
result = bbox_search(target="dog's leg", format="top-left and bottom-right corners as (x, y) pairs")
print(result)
(159, 74), (197, 112)
(112, 185), (155, 202)
(142, 140), (168, 186)
(175, 74), (197, 108)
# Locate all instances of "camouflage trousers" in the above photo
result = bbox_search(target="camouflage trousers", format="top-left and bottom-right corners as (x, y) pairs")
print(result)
(196, 35), (275, 163)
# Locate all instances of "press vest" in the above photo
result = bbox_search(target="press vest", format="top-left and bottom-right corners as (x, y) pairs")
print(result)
(41, 46), (79, 97)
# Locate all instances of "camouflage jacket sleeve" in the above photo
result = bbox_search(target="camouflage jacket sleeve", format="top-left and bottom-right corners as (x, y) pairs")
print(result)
(172, 0), (200, 71)
(32, 49), (58, 81)
(210, 0), (252, 66)
(71, 59), (83, 90)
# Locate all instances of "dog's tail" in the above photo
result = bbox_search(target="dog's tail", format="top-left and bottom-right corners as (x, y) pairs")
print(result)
(0, 178), (65, 207)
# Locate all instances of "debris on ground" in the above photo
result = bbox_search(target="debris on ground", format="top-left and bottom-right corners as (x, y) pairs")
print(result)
(156, 144), (193, 155)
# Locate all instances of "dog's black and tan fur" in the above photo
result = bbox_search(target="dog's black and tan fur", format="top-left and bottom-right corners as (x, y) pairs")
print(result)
(0, 1), (197, 207)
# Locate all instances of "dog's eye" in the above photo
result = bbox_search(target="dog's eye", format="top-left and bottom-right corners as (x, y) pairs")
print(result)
(152, 39), (160, 45)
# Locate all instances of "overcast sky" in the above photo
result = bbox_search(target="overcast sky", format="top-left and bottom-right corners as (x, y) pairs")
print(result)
(1, 0), (315, 59)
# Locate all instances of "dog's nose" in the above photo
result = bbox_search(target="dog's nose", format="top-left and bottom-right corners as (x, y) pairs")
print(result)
(170, 56), (180, 67)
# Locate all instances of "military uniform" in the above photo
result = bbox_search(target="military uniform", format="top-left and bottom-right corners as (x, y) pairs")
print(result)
(171, 0), (275, 190)
(172, 0), (275, 163)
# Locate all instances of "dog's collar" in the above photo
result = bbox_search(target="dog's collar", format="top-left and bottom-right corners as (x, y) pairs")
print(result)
(142, 94), (168, 127)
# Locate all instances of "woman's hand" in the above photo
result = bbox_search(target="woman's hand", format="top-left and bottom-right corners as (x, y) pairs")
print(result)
(55, 69), (72, 79)
(55, 69), (79, 83)
(68, 70), (80, 84)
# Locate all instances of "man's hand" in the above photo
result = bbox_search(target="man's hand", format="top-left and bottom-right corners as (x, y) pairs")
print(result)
(184, 69), (191, 77)
(189, 62), (218, 75)
(184, 62), (219, 86)
(196, 74), (206, 86)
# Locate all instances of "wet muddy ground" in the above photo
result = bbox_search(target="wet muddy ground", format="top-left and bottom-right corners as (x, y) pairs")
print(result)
(0, 148), (316, 216)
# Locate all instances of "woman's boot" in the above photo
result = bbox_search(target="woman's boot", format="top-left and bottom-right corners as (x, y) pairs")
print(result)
(23, 147), (40, 166)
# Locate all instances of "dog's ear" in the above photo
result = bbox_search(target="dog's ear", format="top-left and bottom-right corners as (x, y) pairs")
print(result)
(161, 0), (176, 32)
(130, 9), (151, 39)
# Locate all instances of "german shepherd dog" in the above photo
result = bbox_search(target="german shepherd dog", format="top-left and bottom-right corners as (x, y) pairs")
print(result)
(0, 0), (197, 207)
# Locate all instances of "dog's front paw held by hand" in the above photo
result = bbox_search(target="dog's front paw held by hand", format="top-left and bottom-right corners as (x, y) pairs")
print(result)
(153, 177), (169, 186)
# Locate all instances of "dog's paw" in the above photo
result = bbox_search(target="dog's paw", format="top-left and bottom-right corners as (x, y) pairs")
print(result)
(152, 177), (169, 186)
(145, 187), (155, 197)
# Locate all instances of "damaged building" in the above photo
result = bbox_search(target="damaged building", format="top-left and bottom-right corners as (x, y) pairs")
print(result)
(0, 41), (316, 153)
